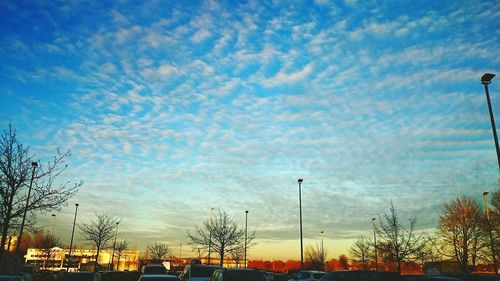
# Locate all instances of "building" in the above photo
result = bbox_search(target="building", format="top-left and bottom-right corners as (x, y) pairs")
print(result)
(1, 236), (18, 252)
(25, 247), (140, 271)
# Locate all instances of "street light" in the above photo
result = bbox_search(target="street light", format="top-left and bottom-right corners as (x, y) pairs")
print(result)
(320, 231), (324, 257)
(481, 73), (500, 171)
(51, 214), (57, 235)
(483, 192), (498, 274)
(244, 210), (249, 268)
(298, 178), (304, 270)
(110, 221), (119, 271)
(17, 162), (38, 254)
(372, 218), (378, 271)
(67, 203), (79, 271)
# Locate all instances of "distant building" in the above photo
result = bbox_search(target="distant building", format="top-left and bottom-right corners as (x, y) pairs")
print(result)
(25, 247), (140, 271)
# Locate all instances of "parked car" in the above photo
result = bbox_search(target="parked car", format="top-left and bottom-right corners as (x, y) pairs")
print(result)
(101, 271), (129, 281)
(210, 269), (267, 281)
(291, 271), (325, 281)
(319, 271), (383, 281)
(142, 265), (167, 275)
(56, 272), (101, 281)
(181, 265), (221, 281)
(139, 275), (180, 281)
(0, 276), (26, 281)
(273, 274), (289, 281)
(401, 276), (465, 281)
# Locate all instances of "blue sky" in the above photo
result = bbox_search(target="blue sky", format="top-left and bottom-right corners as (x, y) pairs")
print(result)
(1, 0), (499, 260)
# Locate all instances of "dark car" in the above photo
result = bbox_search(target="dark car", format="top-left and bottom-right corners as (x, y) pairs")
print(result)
(181, 265), (221, 281)
(210, 269), (267, 281)
(0, 276), (25, 281)
(142, 265), (168, 275)
(56, 272), (101, 281)
(139, 275), (180, 281)
(401, 276), (464, 281)
(319, 271), (383, 281)
(101, 271), (129, 281)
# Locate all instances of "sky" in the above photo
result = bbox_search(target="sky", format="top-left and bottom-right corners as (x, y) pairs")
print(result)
(1, 0), (499, 260)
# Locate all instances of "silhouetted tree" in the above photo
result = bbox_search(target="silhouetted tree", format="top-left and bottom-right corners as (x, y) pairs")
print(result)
(147, 242), (171, 263)
(377, 202), (425, 274)
(188, 210), (255, 267)
(338, 254), (349, 270)
(79, 213), (119, 271)
(228, 245), (245, 268)
(436, 196), (487, 273)
(32, 231), (60, 268)
(349, 235), (371, 270)
(0, 124), (81, 268)
(114, 240), (129, 270)
(305, 244), (327, 270)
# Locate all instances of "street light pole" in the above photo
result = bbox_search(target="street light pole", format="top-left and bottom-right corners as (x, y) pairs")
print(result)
(372, 218), (378, 271)
(51, 214), (57, 235)
(483, 192), (498, 274)
(244, 210), (248, 268)
(110, 222), (119, 271)
(481, 73), (500, 171)
(16, 162), (38, 255)
(67, 203), (79, 271)
(320, 231), (324, 257)
(298, 178), (304, 270)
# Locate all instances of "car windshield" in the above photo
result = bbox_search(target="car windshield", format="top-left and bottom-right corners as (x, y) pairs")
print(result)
(191, 267), (219, 277)
(313, 273), (325, 279)
(144, 266), (166, 274)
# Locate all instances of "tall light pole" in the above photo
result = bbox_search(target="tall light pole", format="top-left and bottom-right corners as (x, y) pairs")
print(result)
(244, 210), (249, 268)
(481, 73), (500, 170)
(51, 214), (57, 235)
(110, 221), (119, 271)
(320, 231), (324, 257)
(298, 178), (304, 270)
(372, 218), (378, 271)
(208, 207), (214, 265)
(483, 192), (498, 274)
(17, 162), (38, 254)
(67, 203), (79, 271)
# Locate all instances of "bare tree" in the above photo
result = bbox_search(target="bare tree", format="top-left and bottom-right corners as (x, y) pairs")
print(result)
(32, 231), (60, 269)
(147, 242), (171, 263)
(349, 235), (371, 270)
(490, 188), (500, 264)
(0, 124), (81, 267)
(188, 210), (256, 267)
(436, 196), (487, 273)
(79, 213), (119, 272)
(305, 244), (327, 270)
(228, 245), (245, 268)
(377, 202), (424, 274)
(114, 240), (129, 270)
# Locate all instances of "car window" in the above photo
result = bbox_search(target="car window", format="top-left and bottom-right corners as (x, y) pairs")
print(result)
(313, 273), (325, 279)
(191, 267), (219, 277)
(299, 272), (311, 279)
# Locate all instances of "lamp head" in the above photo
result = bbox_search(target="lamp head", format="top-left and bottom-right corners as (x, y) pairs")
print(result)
(245, 210), (249, 214)
(75, 203), (79, 207)
(481, 73), (495, 84)
(31, 162), (38, 168)
(298, 179), (303, 183)
(483, 191), (489, 196)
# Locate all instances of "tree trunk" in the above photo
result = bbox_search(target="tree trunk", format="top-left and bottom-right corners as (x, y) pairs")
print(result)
(219, 247), (224, 267)
(94, 248), (100, 272)
(0, 213), (12, 274)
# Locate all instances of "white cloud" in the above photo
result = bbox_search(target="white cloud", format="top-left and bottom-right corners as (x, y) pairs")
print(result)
(191, 28), (211, 42)
(262, 63), (314, 87)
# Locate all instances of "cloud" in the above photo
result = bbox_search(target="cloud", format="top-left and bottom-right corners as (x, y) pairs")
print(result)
(262, 64), (314, 87)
